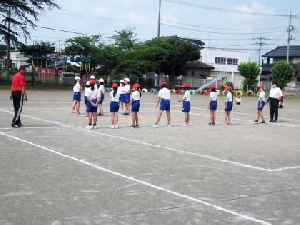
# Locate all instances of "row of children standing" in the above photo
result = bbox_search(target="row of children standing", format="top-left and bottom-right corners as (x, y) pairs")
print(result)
(72, 76), (271, 129)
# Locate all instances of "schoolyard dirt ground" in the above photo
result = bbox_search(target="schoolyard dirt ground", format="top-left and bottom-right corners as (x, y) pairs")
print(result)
(0, 89), (300, 225)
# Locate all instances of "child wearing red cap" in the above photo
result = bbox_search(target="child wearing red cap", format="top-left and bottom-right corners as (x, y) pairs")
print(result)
(153, 81), (171, 128)
(254, 85), (266, 124)
(207, 84), (217, 125)
(110, 83), (120, 129)
(130, 83), (141, 127)
(178, 83), (191, 126)
(224, 86), (233, 125)
(85, 79), (98, 129)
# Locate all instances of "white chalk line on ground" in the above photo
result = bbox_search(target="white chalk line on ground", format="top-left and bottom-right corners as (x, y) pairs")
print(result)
(0, 108), (299, 172)
(0, 131), (271, 225)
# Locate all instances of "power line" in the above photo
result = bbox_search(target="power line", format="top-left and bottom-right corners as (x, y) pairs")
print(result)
(38, 26), (89, 36)
(161, 19), (286, 31)
(206, 46), (273, 51)
(161, 23), (286, 35)
(164, 0), (299, 18)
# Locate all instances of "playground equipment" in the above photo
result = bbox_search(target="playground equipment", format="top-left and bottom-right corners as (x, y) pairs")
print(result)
(196, 73), (228, 93)
(29, 56), (91, 82)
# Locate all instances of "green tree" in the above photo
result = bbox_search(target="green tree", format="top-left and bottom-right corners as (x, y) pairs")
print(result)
(238, 62), (260, 91)
(270, 60), (294, 89)
(145, 37), (200, 86)
(1, 0), (60, 77)
(64, 35), (102, 69)
(20, 42), (55, 57)
(112, 28), (137, 51)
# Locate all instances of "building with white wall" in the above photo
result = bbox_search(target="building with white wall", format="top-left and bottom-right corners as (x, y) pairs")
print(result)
(10, 50), (29, 69)
(201, 48), (249, 88)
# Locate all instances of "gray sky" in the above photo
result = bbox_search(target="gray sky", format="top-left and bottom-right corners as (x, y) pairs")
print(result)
(25, 0), (300, 61)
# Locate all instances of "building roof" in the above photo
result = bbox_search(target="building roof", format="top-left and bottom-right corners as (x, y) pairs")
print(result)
(263, 45), (300, 58)
(185, 61), (215, 70)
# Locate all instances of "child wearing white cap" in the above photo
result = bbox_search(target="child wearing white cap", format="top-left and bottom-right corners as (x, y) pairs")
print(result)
(124, 77), (131, 115)
(118, 80), (125, 114)
(70, 76), (81, 115)
(97, 78), (105, 116)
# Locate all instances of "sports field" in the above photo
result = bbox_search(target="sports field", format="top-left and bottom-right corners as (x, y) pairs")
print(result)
(0, 90), (300, 225)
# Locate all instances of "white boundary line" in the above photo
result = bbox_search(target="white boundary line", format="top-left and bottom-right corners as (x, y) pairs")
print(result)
(0, 131), (271, 225)
(0, 108), (298, 172)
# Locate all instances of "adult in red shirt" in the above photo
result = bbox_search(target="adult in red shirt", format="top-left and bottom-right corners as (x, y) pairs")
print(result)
(10, 65), (27, 128)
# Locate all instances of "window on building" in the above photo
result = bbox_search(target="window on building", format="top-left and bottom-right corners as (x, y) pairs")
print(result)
(215, 57), (226, 65)
(227, 58), (238, 65)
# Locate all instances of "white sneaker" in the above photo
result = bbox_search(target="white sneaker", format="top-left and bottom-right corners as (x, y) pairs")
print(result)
(93, 125), (96, 130)
(114, 125), (118, 129)
(167, 124), (171, 127)
(85, 125), (93, 130)
(111, 125), (115, 129)
(152, 124), (159, 128)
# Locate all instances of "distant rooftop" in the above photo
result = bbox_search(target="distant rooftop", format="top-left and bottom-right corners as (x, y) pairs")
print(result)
(263, 45), (300, 58)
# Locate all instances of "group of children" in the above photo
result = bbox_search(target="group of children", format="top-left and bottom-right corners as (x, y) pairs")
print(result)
(71, 76), (269, 129)
(71, 76), (142, 129)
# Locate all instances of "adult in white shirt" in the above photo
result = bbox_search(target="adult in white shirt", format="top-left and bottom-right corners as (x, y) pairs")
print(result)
(153, 81), (171, 127)
(207, 84), (218, 125)
(254, 85), (266, 124)
(268, 81), (282, 122)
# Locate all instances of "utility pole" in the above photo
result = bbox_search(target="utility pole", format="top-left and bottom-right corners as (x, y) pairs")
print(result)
(253, 36), (270, 66)
(286, 11), (295, 63)
(157, 0), (162, 37)
(253, 36), (270, 85)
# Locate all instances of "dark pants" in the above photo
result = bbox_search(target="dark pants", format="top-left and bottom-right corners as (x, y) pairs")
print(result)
(11, 91), (23, 126)
(269, 98), (278, 121)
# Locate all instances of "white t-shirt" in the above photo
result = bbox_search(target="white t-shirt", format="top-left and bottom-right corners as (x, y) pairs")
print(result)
(97, 85), (105, 98)
(124, 84), (131, 93)
(226, 92), (233, 102)
(118, 85), (125, 94)
(131, 90), (141, 101)
(84, 86), (90, 97)
(73, 82), (81, 92)
(183, 90), (191, 102)
(259, 91), (266, 101)
(269, 87), (282, 99)
(110, 90), (120, 102)
(210, 91), (218, 101)
(87, 88), (98, 100)
(158, 87), (170, 100)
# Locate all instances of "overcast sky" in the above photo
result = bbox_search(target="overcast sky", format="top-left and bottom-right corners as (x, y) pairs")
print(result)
(24, 0), (300, 61)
